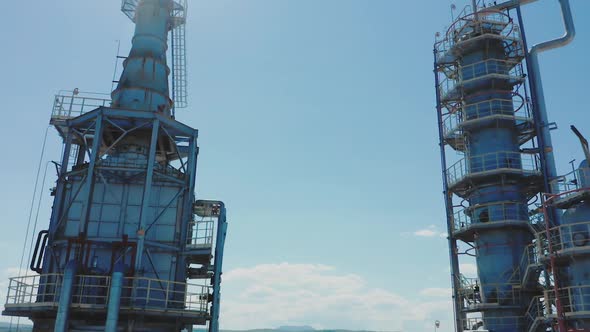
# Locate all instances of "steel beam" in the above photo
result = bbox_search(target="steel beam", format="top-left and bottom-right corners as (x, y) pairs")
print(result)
(135, 119), (161, 272)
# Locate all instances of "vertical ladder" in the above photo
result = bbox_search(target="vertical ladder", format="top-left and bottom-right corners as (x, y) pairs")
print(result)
(171, 23), (188, 109)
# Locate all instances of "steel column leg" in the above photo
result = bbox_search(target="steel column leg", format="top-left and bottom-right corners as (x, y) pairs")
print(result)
(53, 260), (77, 332)
(135, 119), (160, 273)
(79, 113), (104, 236)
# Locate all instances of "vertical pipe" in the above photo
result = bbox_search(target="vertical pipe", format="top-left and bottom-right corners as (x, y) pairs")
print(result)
(516, 4), (555, 291)
(528, 0), (576, 191)
(135, 119), (161, 272)
(53, 260), (77, 332)
(209, 204), (227, 332)
(433, 48), (463, 332)
(516, 4), (551, 193)
(105, 263), (125, 332)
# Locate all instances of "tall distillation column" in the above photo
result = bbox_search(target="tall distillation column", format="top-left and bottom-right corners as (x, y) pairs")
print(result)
(2, 1), (228, 331)
(434, 5), (543, 331)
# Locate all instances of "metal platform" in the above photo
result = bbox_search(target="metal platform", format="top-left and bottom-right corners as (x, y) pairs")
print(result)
(3, 273), (211, 324)
(446, 151), (543, 197)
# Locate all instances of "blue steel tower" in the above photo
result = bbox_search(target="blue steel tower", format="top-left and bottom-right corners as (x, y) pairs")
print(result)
(434, 3), (543, 331)
(2, 1), (228, 331)
(434, 1), (584, 332)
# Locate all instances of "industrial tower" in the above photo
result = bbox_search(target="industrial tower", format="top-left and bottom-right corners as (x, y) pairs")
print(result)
(2, 1), (228, 331)
(434, 0), (590, 331)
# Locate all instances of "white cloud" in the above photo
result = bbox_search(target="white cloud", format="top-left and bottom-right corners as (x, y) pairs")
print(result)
(414, 228), (437, 237)
(413, 225), (447, 238)
(221, 263), (453, 332)
(0, 264), (456, 331)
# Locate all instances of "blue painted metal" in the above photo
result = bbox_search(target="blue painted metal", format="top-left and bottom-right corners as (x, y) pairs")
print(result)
(78, 113), (104, 235)
(105, 263), (125, 332)
(516, 4), (551, 196)
(53, 260), (77, 332)
(134, 119), (161, 271)
(460, 38), (533, 332)
(560, 192), (590, 330)
(2, 0), (227, 331)
(548, 128), (590, 330)
(434, 5), (544, 331)
(435, 1), (581, 331)
(210, 204), (228, 332)
(528, 0), (575, 192)
(112, 0), (173, 114)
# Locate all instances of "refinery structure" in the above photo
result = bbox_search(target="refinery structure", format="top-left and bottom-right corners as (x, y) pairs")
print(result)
(434, 0), (589, 331)
(0, 0), (587, 331)
(2, 0), (228, 331)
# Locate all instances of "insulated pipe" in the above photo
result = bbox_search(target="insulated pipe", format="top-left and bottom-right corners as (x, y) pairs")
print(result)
(105, 263), (125, 332)
(528, 0), (576, 187)
(54, 260), (78, 332)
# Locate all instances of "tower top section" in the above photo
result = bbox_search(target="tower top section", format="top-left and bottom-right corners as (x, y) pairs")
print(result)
(122, 0), (187, 29)
(111, 0), (189, 115)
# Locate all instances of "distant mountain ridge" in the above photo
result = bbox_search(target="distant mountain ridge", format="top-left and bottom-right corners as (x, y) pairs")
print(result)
(206, 328), (375, 332)
(278, 326), (315, 332)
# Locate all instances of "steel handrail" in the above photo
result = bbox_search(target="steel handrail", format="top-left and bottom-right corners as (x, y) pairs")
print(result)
(453, 201), (530, 233)
(52, 93), (112, 119)
(5, 274), (211, 314)
(446, 151), (540, 187)
(442, 97), (530, 137)
(460, 58), (522, 82)
(186, 218), (215, 248)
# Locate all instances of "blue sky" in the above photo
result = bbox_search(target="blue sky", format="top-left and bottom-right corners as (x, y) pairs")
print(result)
(0, 1), (588, 331)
